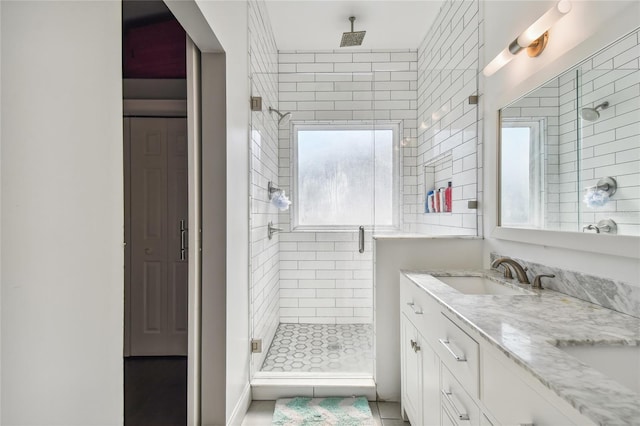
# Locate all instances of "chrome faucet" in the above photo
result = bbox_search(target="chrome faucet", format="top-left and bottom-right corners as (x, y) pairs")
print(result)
(491, 257), (530, 284)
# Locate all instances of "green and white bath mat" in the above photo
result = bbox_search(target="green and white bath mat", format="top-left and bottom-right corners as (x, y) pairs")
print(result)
(272, 396), (374, 426)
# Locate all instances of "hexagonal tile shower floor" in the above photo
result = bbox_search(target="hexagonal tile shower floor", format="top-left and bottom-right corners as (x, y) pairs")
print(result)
(260, 323), (373, 373)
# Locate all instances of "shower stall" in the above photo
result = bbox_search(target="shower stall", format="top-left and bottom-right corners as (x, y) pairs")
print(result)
(246, 0), (480, 393)
(248, 68), (395, 382)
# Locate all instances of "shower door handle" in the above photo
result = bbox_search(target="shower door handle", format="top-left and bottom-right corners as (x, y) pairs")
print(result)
(180, 220), (187, 261)
(358, 226), (365, 253)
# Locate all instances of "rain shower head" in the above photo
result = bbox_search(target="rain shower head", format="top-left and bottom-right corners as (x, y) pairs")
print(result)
(581, 101), (609, 122)
(269, 106), (291, 124)
(340, 16), (366, 47)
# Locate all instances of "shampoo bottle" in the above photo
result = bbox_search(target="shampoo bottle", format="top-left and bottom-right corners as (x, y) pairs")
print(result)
(425, 190), (434, 213)
(445, 182), (452, 212)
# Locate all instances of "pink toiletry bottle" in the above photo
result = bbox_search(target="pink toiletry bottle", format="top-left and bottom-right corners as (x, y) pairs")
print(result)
(445, 182), (452, 212)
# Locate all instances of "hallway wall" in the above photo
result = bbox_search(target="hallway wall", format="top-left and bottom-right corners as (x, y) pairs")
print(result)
(0, 1), (123, 424)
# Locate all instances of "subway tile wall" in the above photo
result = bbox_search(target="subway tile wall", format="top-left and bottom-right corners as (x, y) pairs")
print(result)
(579, 29), (640, 236)
(276, 50), (419, 323)
(411, 0), (481, 235)
(558, 70), (580, 231)
(248, 0), (280, 372)
(501, 29), (639, 235)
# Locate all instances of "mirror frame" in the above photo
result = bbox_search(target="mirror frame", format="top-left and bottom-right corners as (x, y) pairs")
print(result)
(491, 24), (640, 260)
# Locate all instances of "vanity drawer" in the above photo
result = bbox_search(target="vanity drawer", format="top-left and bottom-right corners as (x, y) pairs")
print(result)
(482, 348), (576, 426)
(400, 275), (440, 333)
(441, 363), (480, 426)
(437, 313), (479, 398)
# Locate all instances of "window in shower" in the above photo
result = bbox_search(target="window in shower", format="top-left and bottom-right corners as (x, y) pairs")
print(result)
(292, 123), (400, 230)
(500, 119), (545, 228)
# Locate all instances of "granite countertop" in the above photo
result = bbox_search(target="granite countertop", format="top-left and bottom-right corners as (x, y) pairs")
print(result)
(402, 270), (640, 425)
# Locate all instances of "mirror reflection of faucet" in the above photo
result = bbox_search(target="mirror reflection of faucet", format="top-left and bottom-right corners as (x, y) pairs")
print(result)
(582, 219), (617, 234)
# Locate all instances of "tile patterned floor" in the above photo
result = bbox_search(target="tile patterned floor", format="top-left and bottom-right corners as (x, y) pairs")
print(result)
(260, 323), (373, 373)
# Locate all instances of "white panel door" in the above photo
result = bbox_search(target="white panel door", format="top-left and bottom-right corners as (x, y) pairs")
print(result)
(128, 117), (188, 356)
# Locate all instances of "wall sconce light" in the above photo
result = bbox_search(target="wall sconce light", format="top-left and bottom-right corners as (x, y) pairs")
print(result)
(483, 0), (572, 77)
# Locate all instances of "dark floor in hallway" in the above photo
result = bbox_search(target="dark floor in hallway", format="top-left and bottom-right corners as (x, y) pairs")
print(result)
(124, 356), (187, 426)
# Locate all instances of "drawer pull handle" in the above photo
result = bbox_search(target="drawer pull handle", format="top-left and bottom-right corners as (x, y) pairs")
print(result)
(441, 390), (470, 421)
(406, 302), (423, 315)
(439, 338), (466, 362)
(409, 339), (421, 352)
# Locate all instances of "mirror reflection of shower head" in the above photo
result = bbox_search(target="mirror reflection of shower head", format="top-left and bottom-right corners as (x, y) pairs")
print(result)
(581, 101), (609, 122)
(268, 107), (291, 124)
(340, 16), (366, 47)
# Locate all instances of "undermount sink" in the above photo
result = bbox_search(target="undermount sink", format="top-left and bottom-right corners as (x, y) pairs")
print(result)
(436, 276), (532, 296)
(557, 344), (640, 394)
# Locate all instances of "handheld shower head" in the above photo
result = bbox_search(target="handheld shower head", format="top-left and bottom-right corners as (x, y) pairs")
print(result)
(268, 107), (291, 124)
(340, 16), (366, 47)
(581, 101), (609, 122)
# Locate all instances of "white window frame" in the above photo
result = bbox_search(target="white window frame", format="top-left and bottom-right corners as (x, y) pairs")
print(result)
(291, 121), (402, 231)
(500, 118), (546, 229)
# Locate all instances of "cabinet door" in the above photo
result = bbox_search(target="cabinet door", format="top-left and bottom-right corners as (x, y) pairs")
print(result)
(401, 314), (422, 424)
(422, 337), (441, 426)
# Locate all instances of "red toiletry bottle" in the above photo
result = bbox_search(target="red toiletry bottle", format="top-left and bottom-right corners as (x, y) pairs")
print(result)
(445, 182), (452, 212)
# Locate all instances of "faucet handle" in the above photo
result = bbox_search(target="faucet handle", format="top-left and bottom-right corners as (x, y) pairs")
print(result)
(501, 265), (514, 279)
(532, 274), (555, 289)
(492, 262), (514, 279)
(583, 224), (600, 233)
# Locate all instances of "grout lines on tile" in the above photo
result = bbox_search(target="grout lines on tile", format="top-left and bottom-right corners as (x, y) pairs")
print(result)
(260, 323), (373, 373)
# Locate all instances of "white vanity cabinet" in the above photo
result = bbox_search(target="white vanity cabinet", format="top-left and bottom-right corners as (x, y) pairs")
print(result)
(481, 345), (579, 426)
(399, 274), (594, 426)
(400, 276), (442, 426)
(400, 314), (423, 424)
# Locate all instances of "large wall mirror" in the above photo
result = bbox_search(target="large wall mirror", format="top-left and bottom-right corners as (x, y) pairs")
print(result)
(499, 28), (639, 237)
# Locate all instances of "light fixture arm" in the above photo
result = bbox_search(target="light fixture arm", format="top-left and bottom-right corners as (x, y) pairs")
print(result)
(483, 0), (572, 77)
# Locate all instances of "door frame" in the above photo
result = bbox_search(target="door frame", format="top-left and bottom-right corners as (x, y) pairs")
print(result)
(157, 2), (229, 424)
(122, 37), (217, 425)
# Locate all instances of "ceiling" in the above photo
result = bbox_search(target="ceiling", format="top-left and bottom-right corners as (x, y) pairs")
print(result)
(123, 0), (172, 26)
(265, 0), (445, 51)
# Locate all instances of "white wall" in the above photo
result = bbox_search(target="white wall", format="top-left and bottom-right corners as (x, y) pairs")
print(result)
(0, 1), (123, 424)
(193, 1), (252, 423)
(483, 0), (640, 284)
(0, 0), (3, 418)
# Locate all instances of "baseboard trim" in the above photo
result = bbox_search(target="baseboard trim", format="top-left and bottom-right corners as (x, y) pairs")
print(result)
(227, 382), (252, 426)
(251, 377), (376, 401)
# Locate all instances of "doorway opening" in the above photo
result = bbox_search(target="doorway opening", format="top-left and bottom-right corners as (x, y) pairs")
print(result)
(122, 1), (188, 424)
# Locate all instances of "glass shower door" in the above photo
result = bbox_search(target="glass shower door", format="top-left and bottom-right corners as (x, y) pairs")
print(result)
(250, 70), (381, 379)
